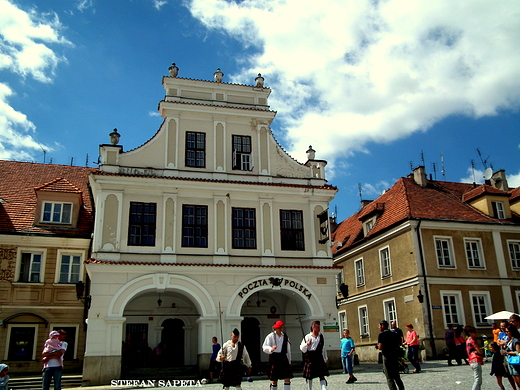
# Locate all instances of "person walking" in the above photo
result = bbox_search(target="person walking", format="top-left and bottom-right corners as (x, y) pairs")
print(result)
(42, 329), (67, 390)
(218, 329), (251, 390)
(445, 324), (457, 366)
(300, 321), (329, 390)
(391, 321), (404, 345)
(455, 325), (469, 365)
(465, 325), (484, 390)
(262, 321), (293, 390)
(378, 320), (405, 390)
(208, 337), (221, 383)
(404, 323), (421, 373)
(340, 329), (357, 383)
(502, 325), (520, 389)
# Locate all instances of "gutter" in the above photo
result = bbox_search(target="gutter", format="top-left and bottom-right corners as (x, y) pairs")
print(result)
(415, 219), (437, 357)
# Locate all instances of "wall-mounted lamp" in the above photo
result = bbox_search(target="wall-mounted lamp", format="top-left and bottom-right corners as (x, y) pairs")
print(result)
(75, 281), (91, 309)
(417, 290), (424, 303)
(157, 295), (162, 307)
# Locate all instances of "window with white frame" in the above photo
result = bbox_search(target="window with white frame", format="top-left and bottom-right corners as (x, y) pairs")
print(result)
(492, 201), (506, 219)
(470, 292), (492, 327)
(42, 202), (72, 224)
(232, 135), (253, 171)
(464, 238), (485, 269)
(339, 311), (347, 332)
(363, 218), (375, 236)
(335, 271), (344, 294)
(6, 325), (37, 361)
(435, 237), (455, 268)
(441, 291), (464, 328)
(359, 306), (369, 336)
(509, 241), (520, 270)
(17, 251), (44, 283)
(355, 259), (365, 286)
(379, 247), (392, 278)
(384, 299), (397, 324)
(57, 252), (82, 283)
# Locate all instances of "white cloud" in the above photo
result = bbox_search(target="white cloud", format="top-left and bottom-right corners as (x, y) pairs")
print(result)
(76, 0), (93, 12)
(153, 0), (168, 10)
(0, 1), (68, 160)
(187, 0), (520, 165)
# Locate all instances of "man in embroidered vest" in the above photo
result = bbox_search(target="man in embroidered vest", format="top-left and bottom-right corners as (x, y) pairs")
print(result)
(263, 321), (293, 390)
(218, 328), (252, 390)
(300, 321), (329, 390)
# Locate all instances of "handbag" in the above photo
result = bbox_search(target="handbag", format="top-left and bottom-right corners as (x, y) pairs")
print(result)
(507, 354), (520, 366)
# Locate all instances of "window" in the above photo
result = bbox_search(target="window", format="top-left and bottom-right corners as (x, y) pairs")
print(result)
(384, 299), (397, 324)
(465, 239), (485, 269)
(58, 253), (81, 283)
(18, 252), (43, 283)
(128, 202), (156, 246)
(7, 325), (36, 361)
(335, 271), (344, 294)
(232, 135), (252, 171)
(355, 259), (365, 286)
(435, 237), (455, 268)
(441, 291), (464, 328)
(509, 241), (520, 270)
(358, 306), (369, 336)
(182, 205), (208, 247)
(339, 311), (347, 332)
(363, 218), (375, 235)
(470, 292), (492, 327)
(379, 247), (391, 278)
(492, 201), (505, 219)
(232, 208), (256, 249)
(42, 202), (72, 224)
(280, 210), (304, 251)
(185, 132), (205, 168)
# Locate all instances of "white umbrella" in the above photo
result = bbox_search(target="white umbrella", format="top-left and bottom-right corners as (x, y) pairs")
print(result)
(485, 310), (518, 320)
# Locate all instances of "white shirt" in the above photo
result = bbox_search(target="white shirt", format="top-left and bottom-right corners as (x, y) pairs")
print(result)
(300, 332), (328, 362)
(217, 340), (252, 368)
(262, 332), (292, 364)
(45, 341), (68, 368)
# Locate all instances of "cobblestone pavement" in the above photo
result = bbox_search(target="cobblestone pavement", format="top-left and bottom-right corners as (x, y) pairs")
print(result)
(70, 360), (505, 390)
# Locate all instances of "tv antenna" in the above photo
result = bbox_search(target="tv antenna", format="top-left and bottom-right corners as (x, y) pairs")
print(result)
(432, 163), (437, 180)
(471, 160), (476, 183)
(39, 145), (47, 164)
(421, 150), (425, 166)
(440, 152), (446, 180)
(358, 183), (363, 203)
(476, 148), (491, 169)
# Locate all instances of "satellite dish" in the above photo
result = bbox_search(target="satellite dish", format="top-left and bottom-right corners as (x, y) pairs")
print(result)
(484, 167), (493, 180)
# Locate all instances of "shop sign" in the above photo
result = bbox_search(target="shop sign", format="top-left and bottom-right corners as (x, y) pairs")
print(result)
(238, 278), (312, 300)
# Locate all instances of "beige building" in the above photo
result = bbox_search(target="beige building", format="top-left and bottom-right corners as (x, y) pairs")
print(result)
(0, 161), (95, 373)
(332, 166), (520, 361)
(84, 67), (339, 385)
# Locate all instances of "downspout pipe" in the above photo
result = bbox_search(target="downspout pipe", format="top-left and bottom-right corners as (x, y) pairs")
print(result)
(415, 219), (437, 358)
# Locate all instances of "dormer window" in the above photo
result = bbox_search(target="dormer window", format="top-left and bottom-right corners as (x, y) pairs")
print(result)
(492, 201), (505, 219)
(42, 202), (72, 224)
(363, 218), (376, 236)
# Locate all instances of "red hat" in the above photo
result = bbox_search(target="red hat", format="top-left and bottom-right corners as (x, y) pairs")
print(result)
(273, 321), (284, 329)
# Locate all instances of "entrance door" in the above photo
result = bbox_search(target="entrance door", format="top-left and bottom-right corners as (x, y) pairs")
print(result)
(161, 319), (184, 366)
(241, 317), (260, 373)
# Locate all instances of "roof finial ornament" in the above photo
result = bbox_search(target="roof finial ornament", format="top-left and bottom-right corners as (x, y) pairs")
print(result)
(214, 68), (224, 83)
(255, 73), (265, 88)
(168, 63), (179, 78)
(109, 128), (120, 145)
(306, 145), (316, 160)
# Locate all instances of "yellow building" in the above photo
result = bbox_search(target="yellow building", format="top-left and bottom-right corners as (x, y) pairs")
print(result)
(332, 166), (520, 361)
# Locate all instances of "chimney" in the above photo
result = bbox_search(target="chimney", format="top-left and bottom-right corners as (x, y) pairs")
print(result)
(491, 170), (509, 191)
(413, 166), (428, 187)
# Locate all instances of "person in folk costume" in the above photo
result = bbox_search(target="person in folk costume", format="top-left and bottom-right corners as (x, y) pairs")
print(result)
(262, 320), (294, 390)
(217, 328), (252, 390)
(299, 320), (329, 390)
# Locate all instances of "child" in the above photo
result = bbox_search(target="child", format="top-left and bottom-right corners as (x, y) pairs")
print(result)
(341, 329), (357, 383)
(483, 335), (492, 362)
(0, 364), (8, 390)
(489, 342), (512, 390)
(42, 330), (63, 363)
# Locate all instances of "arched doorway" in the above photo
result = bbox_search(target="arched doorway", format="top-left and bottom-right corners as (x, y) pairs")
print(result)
(241, 317), (260, 373)
(161, 318), (185, 366)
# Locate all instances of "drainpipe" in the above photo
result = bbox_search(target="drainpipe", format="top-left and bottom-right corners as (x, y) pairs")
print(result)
(415, 219), (437, 357)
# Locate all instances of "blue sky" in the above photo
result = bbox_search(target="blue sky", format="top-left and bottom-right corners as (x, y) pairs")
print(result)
(1, 0), (519, 220)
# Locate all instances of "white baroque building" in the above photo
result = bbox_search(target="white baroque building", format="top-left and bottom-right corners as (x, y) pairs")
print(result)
(84, 67), (339, 384)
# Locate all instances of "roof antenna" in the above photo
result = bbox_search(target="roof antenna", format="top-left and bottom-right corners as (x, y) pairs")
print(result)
(432, 162), (437, 180)
(39, 145), (47, 164)
(86, 153), (89, 167)
(476, 148), (490, 169)
(421, 150), (425, 166)
(440, 152), (446, 181)
(409, 161), (414, 171)
(471, 160), (476, 183)
(358, 183), (363, 203)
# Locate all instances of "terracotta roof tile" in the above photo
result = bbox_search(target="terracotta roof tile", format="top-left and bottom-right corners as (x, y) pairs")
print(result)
(0, 160), (96, 236)
(463, 184), (510, 202)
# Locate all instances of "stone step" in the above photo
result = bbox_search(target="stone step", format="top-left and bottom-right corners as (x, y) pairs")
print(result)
(9, 374), (83, 390)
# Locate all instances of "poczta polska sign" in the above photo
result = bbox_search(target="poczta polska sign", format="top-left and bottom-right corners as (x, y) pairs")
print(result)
(238, 278), (312, 300)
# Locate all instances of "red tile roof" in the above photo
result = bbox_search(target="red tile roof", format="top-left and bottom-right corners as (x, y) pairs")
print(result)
(332, 177), (520, 254)
(0, 160), (97, 236)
